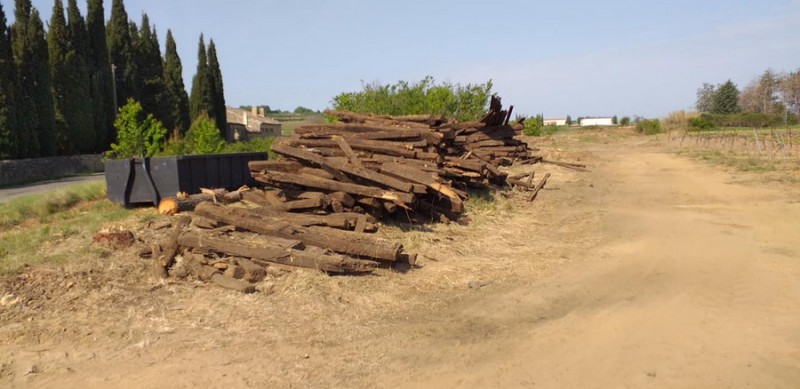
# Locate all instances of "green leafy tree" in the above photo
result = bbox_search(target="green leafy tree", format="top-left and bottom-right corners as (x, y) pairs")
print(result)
(620, 116), (631, 126)
(756, 69), (779, 114)
(0, 1), (18, 159)
(184, 113), (224, 154)
(12, 1), (56, 157)
(162, 29), (190, 134)
(106, 0), (137, 109)
(711, 80), (740, 114)
(87, 0), (115, 151)
(109, 98), (166, 158)
(612, 115), (618, 125)
(294, 106), (314, 114)
(207, 39), (227, 138)
(189, 34), (213, 122)
(781, 69), (800, 116)
(695, 82), (716, 113)
(565, 115), (572, 125)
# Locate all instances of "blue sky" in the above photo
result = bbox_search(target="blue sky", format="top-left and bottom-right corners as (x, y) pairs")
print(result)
(16, 0), (800, 118)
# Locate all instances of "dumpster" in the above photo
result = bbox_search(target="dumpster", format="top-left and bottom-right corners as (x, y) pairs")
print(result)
(104, 152), (267, 207)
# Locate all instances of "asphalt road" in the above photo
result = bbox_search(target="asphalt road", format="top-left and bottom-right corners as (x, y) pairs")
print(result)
(0, 174), (105, 203)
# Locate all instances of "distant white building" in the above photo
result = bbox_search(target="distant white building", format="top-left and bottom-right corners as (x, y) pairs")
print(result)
(580, 117), (614, 126)
(543, 118), (567, 126)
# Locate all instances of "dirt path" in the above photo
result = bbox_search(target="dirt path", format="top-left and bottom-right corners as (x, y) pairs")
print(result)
(2, 134), (799, 388)
(377, 140), (800, 388)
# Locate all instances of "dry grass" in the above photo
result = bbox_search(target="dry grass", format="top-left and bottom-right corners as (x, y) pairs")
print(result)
(0, 181), (108, 229)
(0, 182), (168, 273)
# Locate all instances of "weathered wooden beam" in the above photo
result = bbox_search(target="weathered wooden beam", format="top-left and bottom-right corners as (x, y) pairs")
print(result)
(255, 171), (415, 204)
(248, 206), (377, 232)
(178, 231), (378, 274)
(194, 202), (402, 261)
(247, 160), (304, 173)
(528, 172), (551, 202)
(272, 142), (414, 192)
(153, 215), (191, 278)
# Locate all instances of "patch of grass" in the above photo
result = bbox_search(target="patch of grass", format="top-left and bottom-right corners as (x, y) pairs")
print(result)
(684, 149), (778, 173)
(0, 181), (108, 229)
(464, 188), (514, 223)
(0, 197), (137, 274)
(635, 119), (662, 135)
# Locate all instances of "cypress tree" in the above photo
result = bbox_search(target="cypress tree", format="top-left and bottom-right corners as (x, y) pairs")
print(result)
(207, 39), (227, 137)
(11, 0), (39, 158)
(12, 1), (56, 157)
(0, 2), (17, 159)
(28, 8), (56, 156)
(66, 0), (94, 153)
(48, 0), (73, 154)
(163, 29), (190, 134)
(133, 14), (167, 122)
(87, 0), (115, 151)
(189, 34), (213, 122)
(106, 0), (136, 109)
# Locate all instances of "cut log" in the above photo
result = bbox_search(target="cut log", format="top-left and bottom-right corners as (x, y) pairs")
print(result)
(178, 231), (378, 273)
(194, 203), (402, 261)
(326, 192), (355, 207)
(248, 206), (377, 231)
(159, 190), (242, 215)
(154, 216), (191, 277)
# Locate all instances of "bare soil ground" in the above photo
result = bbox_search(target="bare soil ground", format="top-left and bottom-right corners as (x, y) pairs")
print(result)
(2, 129), (800, 388)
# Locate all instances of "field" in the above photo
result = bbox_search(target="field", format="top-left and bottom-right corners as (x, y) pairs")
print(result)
(671, 127), (800, 185)
(1, 128), (799, 388)
(271, 112), (326, 136)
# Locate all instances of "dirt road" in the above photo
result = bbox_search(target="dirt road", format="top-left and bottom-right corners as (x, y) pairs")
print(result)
(2, 134), (799, 388)
(378, 140), (800, 388)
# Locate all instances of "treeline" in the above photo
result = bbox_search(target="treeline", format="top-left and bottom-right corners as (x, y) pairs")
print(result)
(694, 68), (800, 128)
(331, 76), (493, 122)
(0, 0), (226, 160)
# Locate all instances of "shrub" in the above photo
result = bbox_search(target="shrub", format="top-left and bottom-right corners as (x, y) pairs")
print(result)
(635, 119), (661, 135)
(688, 117), (715, 130)
(222, 136), (274, 158)
(620, 116), (631, 126)
(108, 99), (167, 158)
(331, 76), (493, 122)
(661, 111), (694, 134)
(185, 114), (225, 154)
(522, 121), (559, 137)
(697, 112), (796, 128)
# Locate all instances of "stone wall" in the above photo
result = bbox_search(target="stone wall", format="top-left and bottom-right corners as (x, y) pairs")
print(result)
(0, 155), (104, 187)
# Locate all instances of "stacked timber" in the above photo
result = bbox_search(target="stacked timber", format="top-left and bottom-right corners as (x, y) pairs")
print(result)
(249, 95), (535, 223)
(148, 195), (416, 292)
